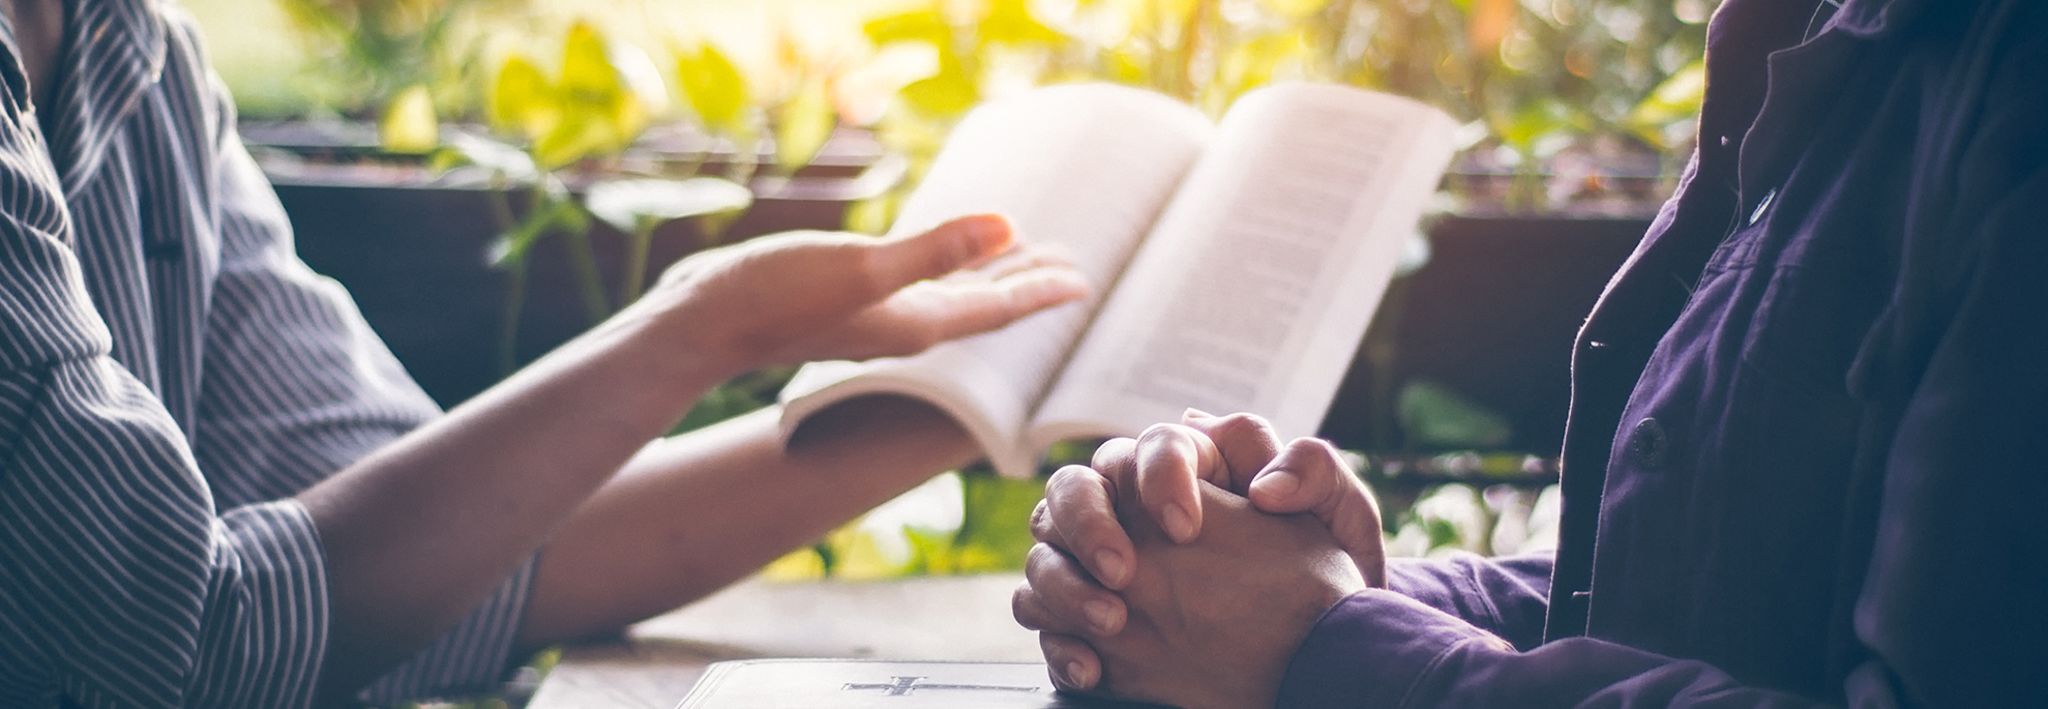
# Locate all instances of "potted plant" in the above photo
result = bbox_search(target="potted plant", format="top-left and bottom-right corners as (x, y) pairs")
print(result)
(245, 5), (912, 407)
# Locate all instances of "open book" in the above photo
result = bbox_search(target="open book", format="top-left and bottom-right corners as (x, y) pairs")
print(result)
(779, 82), (1458, 478)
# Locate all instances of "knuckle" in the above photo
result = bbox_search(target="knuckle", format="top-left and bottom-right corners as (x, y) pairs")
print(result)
(1214, 412), (1277, 441)
(1070, 504), (1117, 540)
(850, 244), (893, 294)
(1029, 499), (1054, 537)
(1037, 634), (1063, 661)
(1045, 465), (1093, 497)
(1286, 436), (1340, 461)
(1039, 635), (1095, 690)
(1136, 422), (1184, 447)
(1090, 438), (1136, 475)
(1039, 633), (1077, 668)
(1024, 543), (1063, 579)
(1011, 584), (1039, 625)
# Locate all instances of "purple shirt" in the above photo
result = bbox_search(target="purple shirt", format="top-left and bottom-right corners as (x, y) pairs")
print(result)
(1277, 0), (2048, 705)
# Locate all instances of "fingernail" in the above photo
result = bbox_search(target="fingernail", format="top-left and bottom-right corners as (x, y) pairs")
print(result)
(1065, 661), (1093, 688)
(1093, 549), (1128, 587)
(1163, 504), (1196, 542)
(1253, 469), (1301, 498)
(1084, 600), (1120, 633)
(1182, 407), (1215, 421)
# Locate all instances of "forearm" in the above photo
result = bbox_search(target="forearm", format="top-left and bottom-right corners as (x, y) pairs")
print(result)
(513, 396), (979, 648)
(298, 309), (722, 696)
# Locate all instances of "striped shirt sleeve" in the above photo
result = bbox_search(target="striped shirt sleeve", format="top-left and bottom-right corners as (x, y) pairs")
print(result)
(0, 118), (331, 708)
(191, 64), (539, 704)
(0, 13), (538, 705)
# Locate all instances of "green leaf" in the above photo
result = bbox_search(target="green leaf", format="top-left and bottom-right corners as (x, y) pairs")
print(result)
(843, 193), (899, 236)
(1623, 59), (1706, 149)
(378, 83), (439, 154)
(523, 20), (663, 167)
(559, 21), (620, 100)
(583, 177), (753, 234)
(1260, 0), (1332, 19)
(863, 6), (953, 47)
(1099, 46), (1150, 85)
(817, 526), (904, 580)
(674, 42), (752, 137)
(950, 472), (1046, 572)
(897, 50), (980, 118)
(426, 146), (469, 175)
(532, 116), (609, 169)
(978, 0), (1065, 47)
(773, 78), (837, 172)
(1218, 29), (1311, 102)
(489, 54), (555, 140)
(1492, 98), (1576, 159)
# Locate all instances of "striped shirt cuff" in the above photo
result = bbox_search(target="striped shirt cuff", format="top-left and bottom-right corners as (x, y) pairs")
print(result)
(356, 552), (542, 704)
(187, 500), (332, 708)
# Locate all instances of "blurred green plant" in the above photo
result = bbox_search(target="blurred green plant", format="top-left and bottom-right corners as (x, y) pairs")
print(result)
(843, 0), (1717, 220)
(441, 19), (879, 433)
(277, 0), (516, 148)
(433, 21), (757, 375)
(485, 20), (670, 168)
(765, 451), (1564, 582)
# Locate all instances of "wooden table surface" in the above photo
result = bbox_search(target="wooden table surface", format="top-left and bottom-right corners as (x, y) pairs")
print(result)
(526, 574), (1041, 708)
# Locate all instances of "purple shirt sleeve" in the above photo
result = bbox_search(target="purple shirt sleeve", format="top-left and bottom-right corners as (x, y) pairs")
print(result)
(1383, 553), (1553, 651)
(1275, 591), (1822, 708)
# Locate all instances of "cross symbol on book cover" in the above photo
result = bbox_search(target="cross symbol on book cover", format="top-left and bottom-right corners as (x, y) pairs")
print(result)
(842, 676), (1040, 697)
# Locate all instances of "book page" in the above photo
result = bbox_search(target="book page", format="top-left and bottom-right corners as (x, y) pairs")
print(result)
(780, 84), (1212, 478)
(1031, 83), (1458, 447)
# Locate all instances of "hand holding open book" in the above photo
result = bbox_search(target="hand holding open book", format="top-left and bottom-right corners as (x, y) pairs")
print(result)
(780, 82), (1458, 477)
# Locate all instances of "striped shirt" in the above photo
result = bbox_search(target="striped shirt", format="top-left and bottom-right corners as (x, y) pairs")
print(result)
(0, 1), (536, 706)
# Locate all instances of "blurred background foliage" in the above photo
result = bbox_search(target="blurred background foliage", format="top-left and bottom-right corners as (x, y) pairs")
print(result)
(196, 0), (1716, 208)
(188, 0), (1723, 583)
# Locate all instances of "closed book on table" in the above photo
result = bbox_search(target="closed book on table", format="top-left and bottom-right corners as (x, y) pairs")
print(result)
(676, 659), (1168, 708)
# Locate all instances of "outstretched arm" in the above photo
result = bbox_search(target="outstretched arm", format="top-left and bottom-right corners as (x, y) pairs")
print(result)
(512, 397), (982, 648)
(299, 213), (1085, 697)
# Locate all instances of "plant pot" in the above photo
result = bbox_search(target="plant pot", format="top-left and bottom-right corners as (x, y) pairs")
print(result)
(1317, 210), (1656, 459)
(248, 120), (905, 407)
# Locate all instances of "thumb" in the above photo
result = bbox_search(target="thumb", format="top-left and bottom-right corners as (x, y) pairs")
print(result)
(862, 214), (1016, 299)
(1249, 438), (1386, 586)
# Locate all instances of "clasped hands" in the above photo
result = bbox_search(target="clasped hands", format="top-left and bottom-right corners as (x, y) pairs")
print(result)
(1014, 411), (1390, 709)
(632, 214), (1387, 707)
